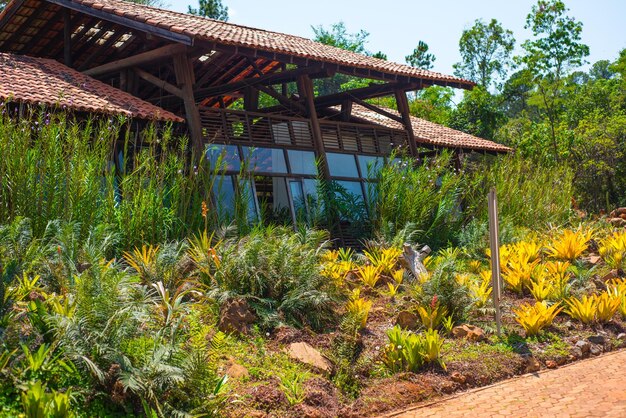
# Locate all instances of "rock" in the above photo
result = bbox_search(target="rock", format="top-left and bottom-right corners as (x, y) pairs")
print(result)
(563, 321), (576, 331)
(218, 298), (257, 335)
(609, 218), (626, 227)
(395, 311), (419, 330)
(587, 255), (602, 265)
(587, 335), (606, 345)
(450, 371), (466, 384)
(286, 342), (333, 374)
(590, 344), (603, 356)
(452, 324), (487, 342)
(524, 356), (541, 373)
(568, 354), (577, 362)
(575, 340), (591, 356)
(226, 361), (249, 379)
(556, 356), (568, 366)
(545, 360), (558, 369)
(570, 347), (583, 359)
(617, 333), (626, 341)
(610, 207), (626, 217)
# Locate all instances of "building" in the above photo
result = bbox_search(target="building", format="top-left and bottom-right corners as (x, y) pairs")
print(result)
(0, 0), (510, 230)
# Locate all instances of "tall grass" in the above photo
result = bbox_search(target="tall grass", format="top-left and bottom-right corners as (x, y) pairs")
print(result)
(464, 154), (574, 228)
(370, 151), (464, 248)
(0, 110), (217, 250)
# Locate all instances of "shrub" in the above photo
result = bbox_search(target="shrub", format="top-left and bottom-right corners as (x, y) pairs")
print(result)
(545, 228), (592, 261)
(211, 225), (338, 330)
(370, 151), (464, 248)
(417, 259), (472, 322)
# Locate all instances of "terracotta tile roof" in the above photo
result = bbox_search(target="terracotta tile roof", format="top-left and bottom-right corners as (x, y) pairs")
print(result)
(13, 0), (473, 88)
(344, 103), (512, 153)
(0, 52), (183, 122)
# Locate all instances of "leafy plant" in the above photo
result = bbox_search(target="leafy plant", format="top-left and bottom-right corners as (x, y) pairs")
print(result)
(356, 265), (381, 289)
(416, 296), (447, 330)
(513, 301), (562, 336)
(382, 326), (445, 372)
(595, 292), (620, 323)
(565, 294), (596, 324)
(278, 369), (307, 405)
(545, 228), (592, 261)
(345, 290), (372, 329)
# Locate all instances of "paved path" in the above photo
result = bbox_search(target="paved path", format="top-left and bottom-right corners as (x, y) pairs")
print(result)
(386, 350), (626, 418)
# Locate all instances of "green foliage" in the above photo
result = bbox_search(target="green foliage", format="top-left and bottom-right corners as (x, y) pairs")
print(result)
(405, 40), (436, 70)
(211, 225), (338, 330)
(464, 154), (573, 229)
(382, 326), (445, 373)
(21, 381), (74, 418)
(371, 151), (464, 249)
(417, 259), (472, 323)
(0, 111), (216, 251)
(453, 18), (516, 89)
(188, 0), (228, 21)
(450, 86), (505, 140)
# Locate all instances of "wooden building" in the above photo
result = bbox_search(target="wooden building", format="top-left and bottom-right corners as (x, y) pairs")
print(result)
(0, 0), (510, 228)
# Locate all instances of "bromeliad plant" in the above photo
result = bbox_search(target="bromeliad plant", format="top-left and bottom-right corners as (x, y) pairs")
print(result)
(513, 301), (562, 336)
(545, 228), (592, 261)
(416, 296), (447, 330)
(564, 292), (620, 324)
(382, 326), (445, 373)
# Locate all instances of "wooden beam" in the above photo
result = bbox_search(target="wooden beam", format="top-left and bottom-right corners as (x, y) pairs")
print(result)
(350, 96), (405, 124)
(194, 52), (235, 88)
(298, 74), (331, 181)
(0, 0), (26, 34)
(76, 29), (128, 71)
(46, 0), (193, 45)
(72, 21), (114, 59)
(257, 84), (306, 114)
(394, 89), (418, 158)
(83, 43), (188, 76)
(195, 65), (325, 98)
(243, 87), (259, 111)
(63, 8), (72, 66)
(340, 99), (352, 121)
(3, 5), (47, 49)
(173, 53), (204, 157)
(133, 67), (184, 99)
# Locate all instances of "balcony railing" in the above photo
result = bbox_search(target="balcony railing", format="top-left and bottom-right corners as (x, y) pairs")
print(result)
(198, 107), (409, 155)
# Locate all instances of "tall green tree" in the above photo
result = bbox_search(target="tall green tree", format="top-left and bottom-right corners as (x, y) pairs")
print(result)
(188, 0), (229, 21)
(516, 0), (589, 161)
(453, 18), (515, 89)
(405, 41), (436, 70)
(312, 22), (368, 54)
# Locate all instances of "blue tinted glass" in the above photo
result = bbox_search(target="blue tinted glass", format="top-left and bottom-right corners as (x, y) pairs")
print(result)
(335, 180), (364, 202)
(242, 147), (287, 174)
(212, 175), (236, 221)
(358, 155), (384, 178)
(327, 153), (359, 178)
(206, 144), (241, 172)
(287, 150), (317, 175)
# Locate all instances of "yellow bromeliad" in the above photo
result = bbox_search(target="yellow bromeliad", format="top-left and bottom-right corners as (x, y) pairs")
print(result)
(357, 264), (381, 288)
(564, 294), (596, 324)
(545, 228), (592, 261)
(595, 292), (621, 323)
(599, 230), (626, 270)
(513, 301), (562, 336)
(503, 259), (539, 294)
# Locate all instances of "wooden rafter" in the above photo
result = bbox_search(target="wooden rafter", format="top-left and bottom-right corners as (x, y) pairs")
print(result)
(133, 67), (184, 99)
(83, 43), (188, 76)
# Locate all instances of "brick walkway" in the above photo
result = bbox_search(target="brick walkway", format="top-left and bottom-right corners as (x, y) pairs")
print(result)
(386, 350), (626, 418)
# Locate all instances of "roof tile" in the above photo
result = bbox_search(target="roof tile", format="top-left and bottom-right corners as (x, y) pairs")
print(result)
(346, 103), (511, 153)
(0, 52), (183, 122)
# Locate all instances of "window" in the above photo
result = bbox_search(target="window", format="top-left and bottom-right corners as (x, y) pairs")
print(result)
(335, 180), (364, 202)
(287, 150), (317, 175)
(206, 144), (241, 172)
(242, 147), (288, 174)
(212, 175), (236, 221)
(327, 153), (359, 178)
(358, 155), (384, 178)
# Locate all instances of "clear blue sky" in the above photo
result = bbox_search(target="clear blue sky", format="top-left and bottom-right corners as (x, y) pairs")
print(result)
(168, 0), (625, 83)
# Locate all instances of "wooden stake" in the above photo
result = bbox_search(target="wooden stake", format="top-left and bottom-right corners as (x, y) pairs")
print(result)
(488, 188), (503, 336)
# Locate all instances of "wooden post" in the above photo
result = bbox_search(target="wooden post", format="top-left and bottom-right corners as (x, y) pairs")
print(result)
(488, 188), (503, 336)
(63, 8), (72, 67)
(244, 87), (259, 111)
(173, 53), (204, 158)
(394, 89), (418, 158)
(340, 99), (352, 122)
(298, 73), (331, 181)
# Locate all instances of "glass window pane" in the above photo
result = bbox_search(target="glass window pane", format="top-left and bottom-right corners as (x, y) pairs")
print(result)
(206, 144), (241, 172)
(242, 147), (287, 174)
(358, 155), (384, 179)
(327, 153), (359, 178)
(212, 175), (236, 221)
(335, 180), (364, 202)
(287, 150), (317, 175)
(289, 180), (307, 223)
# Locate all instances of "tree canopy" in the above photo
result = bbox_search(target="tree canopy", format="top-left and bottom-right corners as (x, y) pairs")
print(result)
(453, 18), (515, 89)
(188, 0), (229, 21)
(405, 41), (436, 70)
